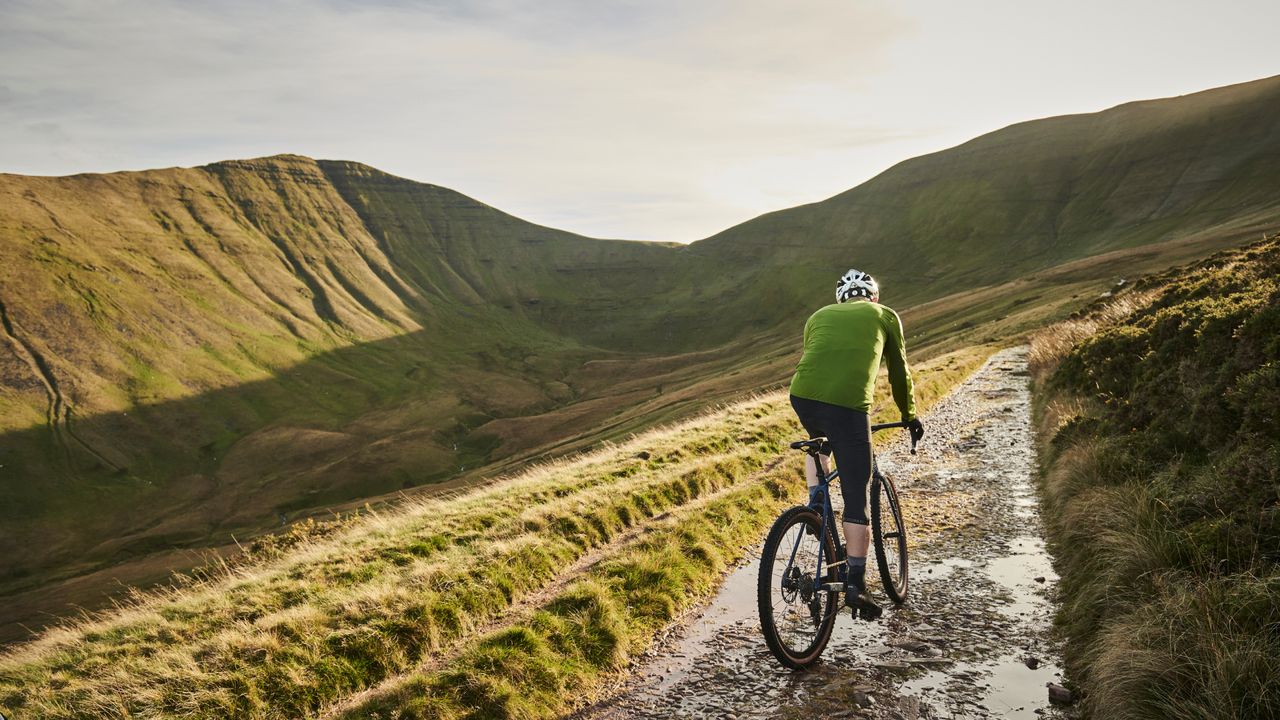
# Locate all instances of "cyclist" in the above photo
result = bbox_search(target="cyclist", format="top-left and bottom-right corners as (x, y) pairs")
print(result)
(789, 268), (924, 620)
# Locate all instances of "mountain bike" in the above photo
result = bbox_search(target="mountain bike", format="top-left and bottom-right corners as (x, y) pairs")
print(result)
(757, 422), (915, 669)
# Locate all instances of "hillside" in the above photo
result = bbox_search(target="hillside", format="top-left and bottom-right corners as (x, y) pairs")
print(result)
(2, 74), (1280, 638)
(0, 347), (988, 719)
(689, 73), (1280, 323)
(0, 157), (704, 569)
(1029, 236), (1280, 718)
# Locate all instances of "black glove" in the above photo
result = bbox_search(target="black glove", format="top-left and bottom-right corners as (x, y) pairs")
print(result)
(908, 418), (925, 445)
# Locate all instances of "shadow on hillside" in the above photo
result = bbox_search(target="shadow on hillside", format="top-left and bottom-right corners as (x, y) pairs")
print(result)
(0, 225), (1262, 644)
(0, 318), (803, 640)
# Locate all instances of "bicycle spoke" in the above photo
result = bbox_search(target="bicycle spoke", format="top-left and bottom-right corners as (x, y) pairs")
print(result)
(759, 505), (841, 668)
(871, 474), (909, 604)
(769, 523), (824, 647)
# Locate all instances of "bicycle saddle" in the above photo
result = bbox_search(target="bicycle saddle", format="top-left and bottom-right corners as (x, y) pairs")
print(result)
(789, 437), (831, 455)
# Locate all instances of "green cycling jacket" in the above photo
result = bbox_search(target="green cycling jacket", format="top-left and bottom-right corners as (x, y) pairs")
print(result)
(788, 300), (917, 421)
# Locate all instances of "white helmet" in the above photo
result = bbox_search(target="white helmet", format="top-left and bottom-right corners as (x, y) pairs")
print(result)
(836, 269), (879, 303)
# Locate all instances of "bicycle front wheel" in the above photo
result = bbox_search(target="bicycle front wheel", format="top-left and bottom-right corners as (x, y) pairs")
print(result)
(871, 470), (909, 603)
(757, 505), (839, 669)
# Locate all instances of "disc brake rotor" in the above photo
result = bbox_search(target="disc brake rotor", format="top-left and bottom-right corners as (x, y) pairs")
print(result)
(781, 566), (801, 603)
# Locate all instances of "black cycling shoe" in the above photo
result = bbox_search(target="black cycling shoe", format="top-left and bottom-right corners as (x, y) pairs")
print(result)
(844, 586), (883, 621)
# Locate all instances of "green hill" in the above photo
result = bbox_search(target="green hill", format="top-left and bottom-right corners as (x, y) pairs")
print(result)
(685, 72), (1280, 326)
(2, 74), (1279, 638)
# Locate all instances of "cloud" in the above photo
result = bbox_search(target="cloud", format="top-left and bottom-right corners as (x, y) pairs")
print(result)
(1, 0), (1277, 240)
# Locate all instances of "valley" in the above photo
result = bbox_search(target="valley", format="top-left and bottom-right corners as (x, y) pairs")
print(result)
(2, 74), (1279, 647)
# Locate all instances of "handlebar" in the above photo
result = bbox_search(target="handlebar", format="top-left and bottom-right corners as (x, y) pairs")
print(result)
(792, 422), (920, 457)
(872, 421), (919, 455)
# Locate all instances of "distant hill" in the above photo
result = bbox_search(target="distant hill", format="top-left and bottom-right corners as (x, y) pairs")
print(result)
(2, 74), (1278, 635)
(685, 73), (1280, 329)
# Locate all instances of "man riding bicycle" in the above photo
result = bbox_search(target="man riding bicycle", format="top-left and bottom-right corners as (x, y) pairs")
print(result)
(789, 269), (924, 620)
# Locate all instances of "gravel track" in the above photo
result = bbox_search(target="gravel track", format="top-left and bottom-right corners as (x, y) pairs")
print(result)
(572, 347), (1076, 720)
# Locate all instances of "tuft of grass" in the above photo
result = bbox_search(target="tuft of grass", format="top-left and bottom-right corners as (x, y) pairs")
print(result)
(1088, 575), (1280, 720)
(1031, 235), (1280, 718)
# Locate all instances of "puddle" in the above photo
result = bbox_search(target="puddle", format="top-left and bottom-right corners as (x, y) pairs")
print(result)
(917, 556), (974, 581)
(647, 553), (763, 693)
(1010, 493), (1038, 520)
(983, 536), (1058, 619)
(900, 654), (1068, 719)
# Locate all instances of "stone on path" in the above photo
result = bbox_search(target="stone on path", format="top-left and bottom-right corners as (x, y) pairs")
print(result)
(887, 638), (932, 653)
(1047, 683), (1075, 705)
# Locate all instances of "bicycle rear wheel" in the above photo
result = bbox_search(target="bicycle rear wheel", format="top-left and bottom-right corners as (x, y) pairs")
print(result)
(870, 469), (909, 603)
(757, 505), (839, 669)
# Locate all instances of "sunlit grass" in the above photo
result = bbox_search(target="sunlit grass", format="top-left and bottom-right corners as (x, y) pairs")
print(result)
(1031, 235), (1280, 719)
(0, 345), (990, 719)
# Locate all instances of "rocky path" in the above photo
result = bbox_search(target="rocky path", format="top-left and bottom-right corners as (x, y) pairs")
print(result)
(572, 347), (1076, 720)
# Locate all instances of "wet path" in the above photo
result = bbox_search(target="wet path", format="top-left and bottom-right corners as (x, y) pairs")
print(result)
(573, 347), (1074, 720)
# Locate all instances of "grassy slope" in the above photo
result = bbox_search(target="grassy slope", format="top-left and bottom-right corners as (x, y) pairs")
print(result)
(0, 155), (684, 590)
(687, 74), (1280, 324)
(0, 346), (991, 719)
(3, 75), (1279, 637)
(1029, 237), (1280, 718)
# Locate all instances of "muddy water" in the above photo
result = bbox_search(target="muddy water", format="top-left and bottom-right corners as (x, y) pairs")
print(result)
(574, 347), (1075, 720)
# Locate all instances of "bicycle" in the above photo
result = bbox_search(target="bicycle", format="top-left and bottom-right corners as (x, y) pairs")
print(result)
(757, 421), (916, 669)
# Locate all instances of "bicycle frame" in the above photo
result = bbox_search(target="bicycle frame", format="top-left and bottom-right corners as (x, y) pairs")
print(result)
(779, 462), (842, 597)
(782, 421), (913, 594)
(812, 464), (843, 589)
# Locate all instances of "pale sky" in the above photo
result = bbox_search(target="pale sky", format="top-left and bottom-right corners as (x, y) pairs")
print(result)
(2, 0), (1277, 242)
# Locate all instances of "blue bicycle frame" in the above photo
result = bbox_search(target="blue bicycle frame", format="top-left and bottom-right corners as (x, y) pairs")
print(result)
(779, 461), (843, 599)
(784, 422), (914, 595)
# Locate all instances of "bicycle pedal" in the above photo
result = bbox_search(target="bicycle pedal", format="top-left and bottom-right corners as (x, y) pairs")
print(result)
(857, 605), (883, 622)
(819, 582), (844, 592)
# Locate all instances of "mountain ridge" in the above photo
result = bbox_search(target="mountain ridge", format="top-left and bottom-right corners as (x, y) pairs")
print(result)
(2, 73), (1279, 639)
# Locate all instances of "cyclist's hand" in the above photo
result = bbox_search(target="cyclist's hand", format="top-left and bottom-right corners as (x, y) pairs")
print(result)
(908, 418), (925, 445)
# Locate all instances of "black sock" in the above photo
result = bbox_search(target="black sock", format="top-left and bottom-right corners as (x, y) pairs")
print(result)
(846, 556), (867, 592)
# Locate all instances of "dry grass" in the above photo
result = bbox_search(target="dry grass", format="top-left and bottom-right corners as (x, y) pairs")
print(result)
(1026, 289), (1158, 383)
(330, 462), (799, 719)
(0, 345), (994, 719)
(1030, 236), (1280, 718)
(1086, 576), (1280, 720)
(0, 393), (796, 718)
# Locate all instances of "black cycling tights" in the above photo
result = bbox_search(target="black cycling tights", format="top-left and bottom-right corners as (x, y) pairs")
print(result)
(790, 394), (872, 524)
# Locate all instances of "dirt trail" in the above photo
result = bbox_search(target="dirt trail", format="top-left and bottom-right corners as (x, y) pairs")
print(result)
(574, 347), (1075, 720)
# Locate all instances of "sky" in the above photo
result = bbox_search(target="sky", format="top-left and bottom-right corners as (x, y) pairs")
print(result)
(2, 1), (1278, 242)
